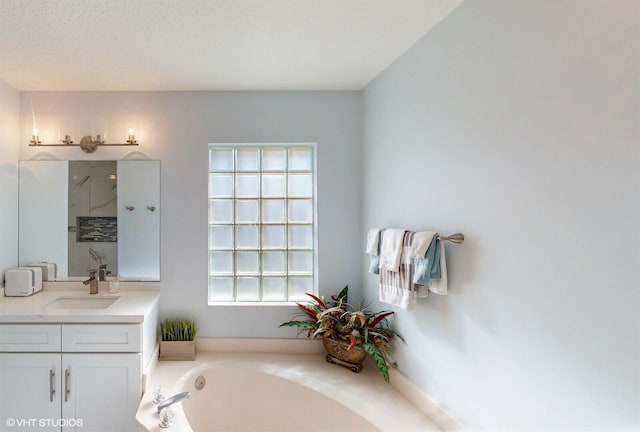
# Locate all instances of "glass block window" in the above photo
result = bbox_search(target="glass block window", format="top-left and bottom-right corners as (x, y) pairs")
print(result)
(208, 144), (317, 303)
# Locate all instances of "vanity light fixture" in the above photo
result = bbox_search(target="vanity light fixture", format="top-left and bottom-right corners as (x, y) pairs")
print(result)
(30, 128), (41, 145)
(126, 129), (137, 145)
(28, 129), (139, 153)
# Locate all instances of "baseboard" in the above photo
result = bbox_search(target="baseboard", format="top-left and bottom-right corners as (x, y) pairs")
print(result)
(196, 337), (324, 354)
(389, 368), (465, 431)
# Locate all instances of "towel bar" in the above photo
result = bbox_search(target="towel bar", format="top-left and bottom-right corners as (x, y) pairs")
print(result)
(438, 233), (464, 244)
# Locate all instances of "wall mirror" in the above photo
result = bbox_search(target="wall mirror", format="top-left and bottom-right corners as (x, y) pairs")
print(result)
(18, 160), (160, 280)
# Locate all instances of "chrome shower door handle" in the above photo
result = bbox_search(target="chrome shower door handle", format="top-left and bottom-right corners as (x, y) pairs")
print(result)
(49, 369), (56, 402)
(65, 368), (70, 401)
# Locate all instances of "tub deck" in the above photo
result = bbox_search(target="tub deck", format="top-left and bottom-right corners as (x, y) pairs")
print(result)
(136, 352), (443, 432)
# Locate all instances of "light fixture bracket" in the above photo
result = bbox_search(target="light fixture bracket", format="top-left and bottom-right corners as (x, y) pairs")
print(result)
(28, 132), (139, 150)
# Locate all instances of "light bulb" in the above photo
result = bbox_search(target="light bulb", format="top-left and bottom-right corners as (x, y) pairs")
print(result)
(30, 128), (41, 144)
(126, 128), (137, 144)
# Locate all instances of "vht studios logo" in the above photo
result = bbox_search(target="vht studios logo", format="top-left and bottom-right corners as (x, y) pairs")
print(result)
(5, 418), (84, 428)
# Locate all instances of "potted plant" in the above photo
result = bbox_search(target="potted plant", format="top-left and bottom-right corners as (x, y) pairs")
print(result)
(159, 318), (198, 361)
(280, 286), (404, 383)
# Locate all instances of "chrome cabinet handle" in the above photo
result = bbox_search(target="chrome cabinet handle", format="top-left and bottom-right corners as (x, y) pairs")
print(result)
(65, 369), (70, 402)
(147, 206), (156, 212)
(126, 205), (135, 211)
(50, 369), (56, 402)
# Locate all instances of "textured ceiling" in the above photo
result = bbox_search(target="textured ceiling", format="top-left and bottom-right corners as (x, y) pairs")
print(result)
(0, 0), (462, 91)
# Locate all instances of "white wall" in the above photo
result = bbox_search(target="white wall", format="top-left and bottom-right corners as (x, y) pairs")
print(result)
(362, 1), (639, 431)
(19, 91), (362, 336)
(0, 80), (19, 283)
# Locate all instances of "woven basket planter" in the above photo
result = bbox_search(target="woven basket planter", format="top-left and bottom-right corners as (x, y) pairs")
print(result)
(322, 336), (367, 372)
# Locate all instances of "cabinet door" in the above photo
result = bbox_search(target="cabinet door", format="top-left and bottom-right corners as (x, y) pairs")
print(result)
(117, 160), (160, 279)
(61, 353), (141, 432)
(0, 353), (61, 432)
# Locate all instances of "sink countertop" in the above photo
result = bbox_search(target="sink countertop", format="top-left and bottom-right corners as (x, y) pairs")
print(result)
(0, 286), (160, 323)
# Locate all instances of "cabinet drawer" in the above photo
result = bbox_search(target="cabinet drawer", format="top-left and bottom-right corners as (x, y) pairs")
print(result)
(62, 324), (141, 352)
(0, 324), (61, 352)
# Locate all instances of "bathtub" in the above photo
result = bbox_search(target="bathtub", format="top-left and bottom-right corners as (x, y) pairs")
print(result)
(136, 351), (444, 432)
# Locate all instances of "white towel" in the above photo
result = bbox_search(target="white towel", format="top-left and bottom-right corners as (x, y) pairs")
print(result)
(409, 231), (437, 258)
(365, 228), (382, 255)
(378, 229), (406, 272)
(379, 231), (418, 311)
(379, 283), (416, 311)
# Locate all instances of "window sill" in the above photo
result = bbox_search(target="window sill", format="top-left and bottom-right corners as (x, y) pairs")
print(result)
(208, 301), (301, 307)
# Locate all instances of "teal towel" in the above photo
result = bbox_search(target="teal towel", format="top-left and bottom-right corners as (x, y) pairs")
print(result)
(368, 230), (382, 274)
(413, 237), (441, 285)
(369, 254), (380, 274)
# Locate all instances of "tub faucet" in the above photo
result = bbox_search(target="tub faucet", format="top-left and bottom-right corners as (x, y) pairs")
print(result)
(84, 270), (98, 294)
(157, 391), (191, 414)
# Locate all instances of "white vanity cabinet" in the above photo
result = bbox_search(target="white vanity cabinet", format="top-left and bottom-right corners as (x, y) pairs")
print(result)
(0, 352), (61, 432)
(60, 353), (140, 432)
(0, 323), (142, 432)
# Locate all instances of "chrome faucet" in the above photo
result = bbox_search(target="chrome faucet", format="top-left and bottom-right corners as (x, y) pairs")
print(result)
(83, 270), (98, 294)
(157, 391), (191, 414)
(98, 264), (108, 281)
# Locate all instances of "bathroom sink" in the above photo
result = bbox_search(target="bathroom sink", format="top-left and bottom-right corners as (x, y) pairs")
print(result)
(43, 296), (120, 309)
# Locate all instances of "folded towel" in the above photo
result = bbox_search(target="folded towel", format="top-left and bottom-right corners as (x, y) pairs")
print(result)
(378, 229), (406, 272)
(365, 228), (382, 255)
(368, 254), (380, 274)
(409, 231), (437, 258)
(379, 231), (419, 311)
(413, 237), (441, 286)
(415, 238), (448, 296)
(366, 229), (383, 274)
(429, 241), (448, 295)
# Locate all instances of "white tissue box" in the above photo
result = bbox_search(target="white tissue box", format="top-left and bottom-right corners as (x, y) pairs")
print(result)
(28, 262), (57, 281)
(5, 267), (43, 297)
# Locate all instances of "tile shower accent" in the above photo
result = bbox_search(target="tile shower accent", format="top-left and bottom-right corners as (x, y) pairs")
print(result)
(77, 216), (118, 242)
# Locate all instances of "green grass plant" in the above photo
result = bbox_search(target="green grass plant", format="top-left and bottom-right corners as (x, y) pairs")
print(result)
(160, 318), (198, 341)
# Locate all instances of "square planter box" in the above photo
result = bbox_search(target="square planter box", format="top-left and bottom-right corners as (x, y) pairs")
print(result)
(159, 340), (196, 361)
